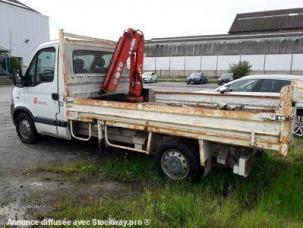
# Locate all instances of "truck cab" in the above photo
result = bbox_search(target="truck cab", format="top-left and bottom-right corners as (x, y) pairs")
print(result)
(11, 41), (70, 142)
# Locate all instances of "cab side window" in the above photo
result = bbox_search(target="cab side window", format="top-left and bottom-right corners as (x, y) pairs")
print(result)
(25, 47), (56, 86)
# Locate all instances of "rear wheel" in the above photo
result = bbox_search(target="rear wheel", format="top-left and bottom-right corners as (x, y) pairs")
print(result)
(155, 139), (200, 181)
(16, 113), (39, 144)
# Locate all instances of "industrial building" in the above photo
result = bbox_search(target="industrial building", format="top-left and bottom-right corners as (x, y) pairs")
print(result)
(144, 8), (303, 78)
(0, 0), (49, 74)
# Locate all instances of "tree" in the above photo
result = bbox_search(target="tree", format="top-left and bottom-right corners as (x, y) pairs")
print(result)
(229, 61), (252, 79)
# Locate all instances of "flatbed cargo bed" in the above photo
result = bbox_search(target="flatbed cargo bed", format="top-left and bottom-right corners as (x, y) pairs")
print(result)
(59, 30), (300, 156)
(53, 30), (303, 178)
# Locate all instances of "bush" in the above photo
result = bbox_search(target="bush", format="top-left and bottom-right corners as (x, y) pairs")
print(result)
(229, 61), (252, 79)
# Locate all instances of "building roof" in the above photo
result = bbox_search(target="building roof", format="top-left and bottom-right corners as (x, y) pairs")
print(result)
(229, 8), (303, 34)
(146, 31), (303, 44)
(0, 0), (40, 13)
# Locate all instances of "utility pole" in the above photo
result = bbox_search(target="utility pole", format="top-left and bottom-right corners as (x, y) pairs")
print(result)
(9, 30), (12, 56)
(8, 30), (12, 72)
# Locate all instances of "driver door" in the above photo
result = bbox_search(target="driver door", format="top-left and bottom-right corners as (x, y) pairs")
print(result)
(23, 47), (59, 136)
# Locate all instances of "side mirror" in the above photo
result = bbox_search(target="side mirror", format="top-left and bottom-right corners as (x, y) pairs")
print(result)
(219, 86), (229, 93)
(12, 69), (24, 88)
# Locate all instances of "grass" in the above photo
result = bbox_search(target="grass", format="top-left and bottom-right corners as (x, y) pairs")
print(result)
(34, 139), (303, 227)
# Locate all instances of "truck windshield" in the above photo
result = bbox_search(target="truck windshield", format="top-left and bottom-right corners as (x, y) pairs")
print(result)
(72, 50), (113, 74)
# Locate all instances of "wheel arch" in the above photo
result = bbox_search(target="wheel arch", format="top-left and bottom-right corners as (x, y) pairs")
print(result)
(156, 135), (200, 161)
(12, 106), (35, 126)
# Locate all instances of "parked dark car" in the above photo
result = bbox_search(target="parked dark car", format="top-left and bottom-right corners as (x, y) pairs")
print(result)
(218, 73), (233, 85)
(186, 72), (208, 85)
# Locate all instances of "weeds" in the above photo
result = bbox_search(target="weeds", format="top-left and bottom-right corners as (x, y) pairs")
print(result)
(34, 139), (303, 227)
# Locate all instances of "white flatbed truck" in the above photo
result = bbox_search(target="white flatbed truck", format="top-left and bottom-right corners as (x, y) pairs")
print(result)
(10, 30), (303, 180)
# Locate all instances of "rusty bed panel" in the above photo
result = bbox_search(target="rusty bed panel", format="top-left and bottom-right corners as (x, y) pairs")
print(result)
(64, 81), (300, 155)
(154, 91), (280, 110)
(67, 111), (281, 151)
(65, 94), (289, 154)
(72, 97), (275, 118)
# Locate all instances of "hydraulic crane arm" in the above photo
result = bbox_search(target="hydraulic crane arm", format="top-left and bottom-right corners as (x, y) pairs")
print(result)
(101, 28), (144, 102)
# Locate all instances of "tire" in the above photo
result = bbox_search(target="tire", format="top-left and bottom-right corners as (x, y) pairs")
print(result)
(155, 139), (200, 181)
(16, 113), (39, 144)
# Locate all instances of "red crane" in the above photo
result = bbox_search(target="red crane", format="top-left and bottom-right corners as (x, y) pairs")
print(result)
(101, 28), (144, 102)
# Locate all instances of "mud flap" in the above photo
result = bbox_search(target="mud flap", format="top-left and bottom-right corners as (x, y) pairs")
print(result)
(199, 139), (212, 176)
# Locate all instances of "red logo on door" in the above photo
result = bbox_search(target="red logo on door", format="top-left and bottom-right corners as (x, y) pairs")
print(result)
(33, 98), (38, 104)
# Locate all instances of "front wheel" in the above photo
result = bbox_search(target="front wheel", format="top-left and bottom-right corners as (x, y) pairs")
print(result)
(155, 139), (200, 181)
(16, 113), (39, 144)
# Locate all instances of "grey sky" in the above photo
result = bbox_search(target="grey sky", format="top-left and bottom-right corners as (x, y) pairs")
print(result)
(22, 0), (303, 40)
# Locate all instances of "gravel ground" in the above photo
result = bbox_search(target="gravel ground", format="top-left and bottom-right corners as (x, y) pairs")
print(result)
(0, 86), (114, 224)
(0, 82), (216, 224)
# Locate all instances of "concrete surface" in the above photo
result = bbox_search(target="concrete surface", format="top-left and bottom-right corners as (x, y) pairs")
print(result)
(0, 82), (216, 224)
(0, 86), (123, 224)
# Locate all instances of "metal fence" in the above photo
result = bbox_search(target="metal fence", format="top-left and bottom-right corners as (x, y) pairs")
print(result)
(143, 54), (303, 78)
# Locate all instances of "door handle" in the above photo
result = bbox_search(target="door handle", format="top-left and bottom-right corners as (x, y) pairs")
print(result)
(52, 93), (59, 101)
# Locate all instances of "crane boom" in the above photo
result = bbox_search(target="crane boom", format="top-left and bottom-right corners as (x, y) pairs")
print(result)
(101, 28), (144, 102)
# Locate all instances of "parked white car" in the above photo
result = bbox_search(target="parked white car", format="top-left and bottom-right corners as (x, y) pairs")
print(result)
(142, 72), (158, 83)
(214, 74), (303, 137)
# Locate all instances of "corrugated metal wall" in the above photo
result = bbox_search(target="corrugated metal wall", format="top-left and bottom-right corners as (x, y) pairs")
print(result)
(145, 36), (303, 57)
(144, 34), (303, 77)
(144, 54), (303, 77)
